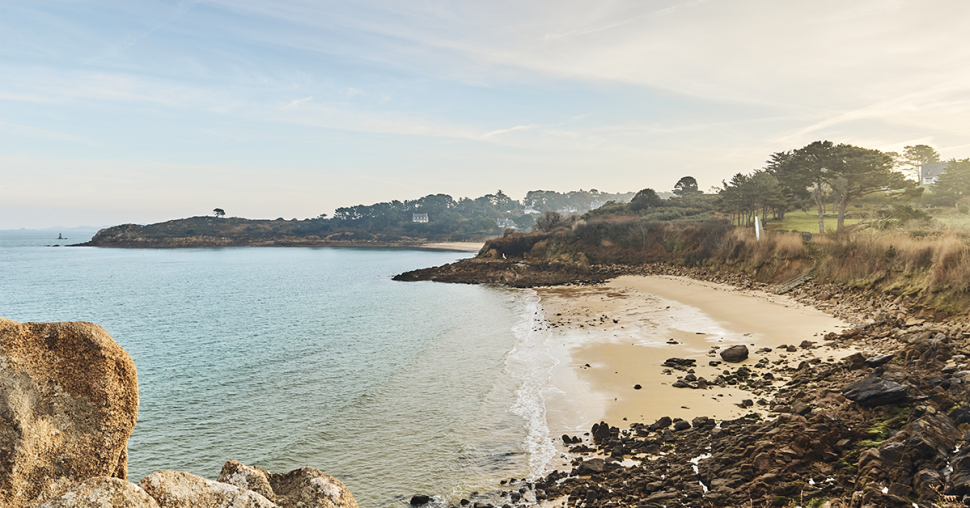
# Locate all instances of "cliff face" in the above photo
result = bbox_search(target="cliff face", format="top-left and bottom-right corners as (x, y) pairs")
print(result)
(0, 319), (139, 506)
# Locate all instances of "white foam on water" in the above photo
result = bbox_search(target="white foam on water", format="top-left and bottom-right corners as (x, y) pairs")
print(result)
(507, 290), (558, 478)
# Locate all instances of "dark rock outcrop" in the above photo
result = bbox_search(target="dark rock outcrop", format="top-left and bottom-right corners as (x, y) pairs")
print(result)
(575, 458), (606, 476)
(0, 319), (139, 507)
(393, 260), (613, 287)
(842, 377), (908, 407)
(409, 495), (431, 505)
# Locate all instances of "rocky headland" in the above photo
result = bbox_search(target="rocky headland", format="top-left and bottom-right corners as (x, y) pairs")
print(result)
(0, 318), (358, 508)
(72, 217), (485, 250)
(392, 259), (615, 287)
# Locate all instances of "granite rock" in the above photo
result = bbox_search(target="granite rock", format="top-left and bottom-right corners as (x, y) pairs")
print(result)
(0, 318), (139, 507)
(39, 477), (159, 508)
(139, 470), (276, 508)
(265, 466), (359, 508)
(218, 461), (276, 502)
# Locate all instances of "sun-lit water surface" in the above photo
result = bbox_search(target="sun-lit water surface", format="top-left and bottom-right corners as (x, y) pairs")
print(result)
(0, 230), (554, 507)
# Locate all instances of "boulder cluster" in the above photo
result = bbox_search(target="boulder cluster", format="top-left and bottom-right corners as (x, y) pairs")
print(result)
(0, 318), (357, 508)
(519, 322), (970, 508)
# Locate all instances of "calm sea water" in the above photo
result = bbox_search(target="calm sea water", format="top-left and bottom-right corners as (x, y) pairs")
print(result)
(0, 230), (557, 507)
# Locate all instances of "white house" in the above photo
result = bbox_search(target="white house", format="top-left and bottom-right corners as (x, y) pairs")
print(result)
(497, 218), (517, 229)
(412, 213), (429, 223)
(921, 162), (948, 185)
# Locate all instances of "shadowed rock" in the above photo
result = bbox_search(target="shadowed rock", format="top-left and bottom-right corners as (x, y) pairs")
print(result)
(575, 458), (606, 476)
(842, 377), (908, 407)
(0, 318), (139, 507)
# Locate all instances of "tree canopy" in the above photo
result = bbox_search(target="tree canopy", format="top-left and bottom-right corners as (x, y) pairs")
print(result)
(673, 176), (700, 196)
(717, 140), (924, 233)
(900, 144), (941, 181)
(932, 159), (970, 206)
(630, 188), (662, 211)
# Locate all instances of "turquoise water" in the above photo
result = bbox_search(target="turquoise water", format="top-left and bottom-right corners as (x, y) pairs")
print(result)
(0, 230), (554, 507)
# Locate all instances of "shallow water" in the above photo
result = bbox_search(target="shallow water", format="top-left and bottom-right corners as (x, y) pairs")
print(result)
(0, 230), (555, 507)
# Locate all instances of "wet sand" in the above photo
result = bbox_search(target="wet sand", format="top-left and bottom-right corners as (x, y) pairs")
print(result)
(537, 275), (852, 437)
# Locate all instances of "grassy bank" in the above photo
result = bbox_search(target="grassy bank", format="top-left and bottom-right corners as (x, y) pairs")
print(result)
(764, 209), (864, 233)
(481, 219), (970, 315)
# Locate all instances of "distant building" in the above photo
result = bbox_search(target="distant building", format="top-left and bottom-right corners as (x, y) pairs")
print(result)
(523, 207), (541, 215)
(921, 162), (948, 185)
(497, 218), (517, 229)
(412, 213), (429, 223)
(589, 200), (607, 210)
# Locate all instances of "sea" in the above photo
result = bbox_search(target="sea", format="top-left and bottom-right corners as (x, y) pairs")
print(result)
(0, 230), (560, 507)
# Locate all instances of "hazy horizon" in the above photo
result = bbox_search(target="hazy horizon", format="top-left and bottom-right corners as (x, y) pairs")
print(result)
(3, 0), (969, 229)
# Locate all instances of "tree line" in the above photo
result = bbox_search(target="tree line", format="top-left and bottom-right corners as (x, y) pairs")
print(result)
(289, 188), (636, 241)
(715, 142), (970, 233)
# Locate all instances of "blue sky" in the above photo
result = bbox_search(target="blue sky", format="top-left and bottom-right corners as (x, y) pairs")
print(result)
(3, 0), (970, 228)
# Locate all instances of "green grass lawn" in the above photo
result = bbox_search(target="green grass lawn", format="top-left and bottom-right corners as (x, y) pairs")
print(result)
(762, 206), (970, 233)
(763, 210), (864, 233)
(931, 211), (970, 230)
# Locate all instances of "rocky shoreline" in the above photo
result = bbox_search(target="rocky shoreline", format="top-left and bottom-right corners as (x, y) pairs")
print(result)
(398, 260), (970, 508)
(0, 318), (359, 508)
(395, 258), (948, 325)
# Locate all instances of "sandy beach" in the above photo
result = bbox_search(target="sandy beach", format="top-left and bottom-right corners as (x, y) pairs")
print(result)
(537, 274), (854, 440)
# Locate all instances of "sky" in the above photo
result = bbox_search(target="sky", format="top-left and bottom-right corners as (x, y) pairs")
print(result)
(2, 0), (970, 229)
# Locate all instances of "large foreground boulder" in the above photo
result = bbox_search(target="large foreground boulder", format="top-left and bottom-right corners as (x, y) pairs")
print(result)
(0, 319), (139, 507)
(39, 477), (159, 508)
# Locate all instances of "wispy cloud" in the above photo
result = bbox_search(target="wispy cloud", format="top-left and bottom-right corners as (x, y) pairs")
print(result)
(482, 124), (540, 138)
(284, 96), (314, 109)
(0, 121), (99, 146)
